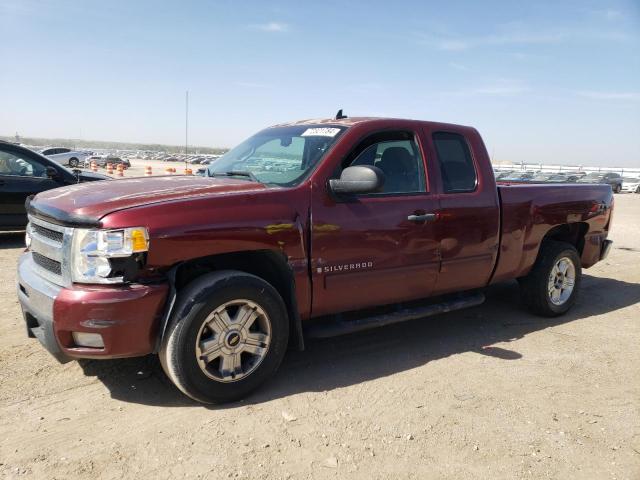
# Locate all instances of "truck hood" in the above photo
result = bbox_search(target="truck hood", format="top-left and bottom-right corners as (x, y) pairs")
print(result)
(28, 175), (268, 227)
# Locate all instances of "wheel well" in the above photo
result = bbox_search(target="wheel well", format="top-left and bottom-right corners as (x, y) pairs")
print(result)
(542, 223), (589, 254)
(172, 250), (304, 350)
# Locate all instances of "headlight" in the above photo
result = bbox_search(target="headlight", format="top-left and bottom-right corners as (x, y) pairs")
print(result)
(71, 227), (149, 283)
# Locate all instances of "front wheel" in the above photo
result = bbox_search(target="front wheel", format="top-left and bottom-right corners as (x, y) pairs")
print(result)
(159, 271), (289, 404)
(68, 157), (79, 168)
(614, 184), (621, 193)
(518, 240), (582, 317)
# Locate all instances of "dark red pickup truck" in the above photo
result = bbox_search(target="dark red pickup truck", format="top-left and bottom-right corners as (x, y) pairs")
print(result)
(17, 117), (614, 403)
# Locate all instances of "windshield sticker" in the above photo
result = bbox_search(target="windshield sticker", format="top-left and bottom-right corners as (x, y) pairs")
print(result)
(301, 127), (341, 137)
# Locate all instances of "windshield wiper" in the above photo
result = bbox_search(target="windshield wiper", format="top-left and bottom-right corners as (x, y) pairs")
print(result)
(210, 170), (260, 182)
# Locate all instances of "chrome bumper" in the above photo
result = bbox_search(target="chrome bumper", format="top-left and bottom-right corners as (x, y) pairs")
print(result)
(16, 252), (70, 363)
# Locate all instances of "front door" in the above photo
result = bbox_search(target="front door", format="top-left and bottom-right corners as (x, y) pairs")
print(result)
(311, 131), (441, 317)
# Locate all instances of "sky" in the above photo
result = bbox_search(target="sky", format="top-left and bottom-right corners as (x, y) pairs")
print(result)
(1, 0), (639, 166)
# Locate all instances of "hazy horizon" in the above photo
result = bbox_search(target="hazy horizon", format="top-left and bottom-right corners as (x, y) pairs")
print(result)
(2, 0), (639, 166)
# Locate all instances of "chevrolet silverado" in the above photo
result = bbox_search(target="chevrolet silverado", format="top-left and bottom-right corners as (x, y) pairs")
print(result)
(17, 116), (614, 403)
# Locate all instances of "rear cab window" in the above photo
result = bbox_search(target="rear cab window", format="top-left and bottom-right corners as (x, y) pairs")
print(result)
(433, 132), (477, 193)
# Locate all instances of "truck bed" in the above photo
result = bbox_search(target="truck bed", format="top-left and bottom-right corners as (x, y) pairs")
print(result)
(491, 183), (614, 284)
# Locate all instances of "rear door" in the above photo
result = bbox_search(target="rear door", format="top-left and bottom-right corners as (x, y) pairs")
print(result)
(424, 129), (500, 294)
(310, 130), (441, 316)
(0, 147), (60, 228)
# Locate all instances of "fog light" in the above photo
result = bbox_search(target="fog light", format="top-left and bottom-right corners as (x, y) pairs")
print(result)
(72, 332), (104, 348)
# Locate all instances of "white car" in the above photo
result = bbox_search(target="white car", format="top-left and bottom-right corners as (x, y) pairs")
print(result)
(621, 177), (640, 193)
(40, 147), (91, 168)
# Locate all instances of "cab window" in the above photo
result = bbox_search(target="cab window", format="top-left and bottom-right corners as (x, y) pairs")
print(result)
(345, 132), (426, 194)
(433, 132), (477, 193)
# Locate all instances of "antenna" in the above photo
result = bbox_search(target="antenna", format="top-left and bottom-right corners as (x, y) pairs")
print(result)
(335, 109), (347, 120)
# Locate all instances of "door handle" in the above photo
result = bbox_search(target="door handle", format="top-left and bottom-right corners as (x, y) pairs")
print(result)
(407, 213), (437, 223)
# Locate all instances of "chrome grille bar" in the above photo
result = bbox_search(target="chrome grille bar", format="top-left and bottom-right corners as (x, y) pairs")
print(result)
(27, 215), (74, 287)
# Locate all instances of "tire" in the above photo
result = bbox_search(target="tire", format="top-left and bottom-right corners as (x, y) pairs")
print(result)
(159, 271), (289, 404)
(613, 184), (621, 193)
(68, 157), (79, 168)
(636, 186), (640, 194)
(518, 240), (582, 317)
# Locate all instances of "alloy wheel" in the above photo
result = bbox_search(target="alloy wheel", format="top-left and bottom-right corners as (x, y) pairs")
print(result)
(194, 299), (271, 383)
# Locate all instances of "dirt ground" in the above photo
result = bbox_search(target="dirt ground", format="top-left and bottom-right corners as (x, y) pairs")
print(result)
(1, 195), (639, 480)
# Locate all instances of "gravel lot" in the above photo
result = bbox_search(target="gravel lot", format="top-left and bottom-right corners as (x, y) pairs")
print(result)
(1, 194), (639, 480)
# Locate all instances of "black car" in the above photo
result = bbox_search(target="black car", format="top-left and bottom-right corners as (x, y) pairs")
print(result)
(576, 172), (623, 193)
(0, 141), (109, 230)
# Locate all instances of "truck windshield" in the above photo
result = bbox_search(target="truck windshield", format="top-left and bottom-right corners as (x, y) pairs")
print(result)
(207, 125), (346, 186)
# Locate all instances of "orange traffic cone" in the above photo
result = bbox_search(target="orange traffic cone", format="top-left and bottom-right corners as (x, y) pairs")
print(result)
(91, 162), (98, 172)
(116, 164), (124, 177)
(165, 167), (173, 175)
(144, 166), (152, 176)
(184, 168), (193, 175)
(106, 163), (113, 175)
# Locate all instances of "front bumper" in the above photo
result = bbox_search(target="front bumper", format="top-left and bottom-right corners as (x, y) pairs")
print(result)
(17, 252), (169, 362)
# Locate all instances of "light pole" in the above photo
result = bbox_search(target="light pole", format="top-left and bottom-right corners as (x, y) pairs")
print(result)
(185, 90), (189, 171)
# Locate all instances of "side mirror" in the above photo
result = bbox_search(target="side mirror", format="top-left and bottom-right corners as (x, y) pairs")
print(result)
(45, 166), (59, 179)
(329, 165), (385, 195)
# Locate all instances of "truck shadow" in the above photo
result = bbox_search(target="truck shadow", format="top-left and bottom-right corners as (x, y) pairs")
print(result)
(78, 274), (640, 407)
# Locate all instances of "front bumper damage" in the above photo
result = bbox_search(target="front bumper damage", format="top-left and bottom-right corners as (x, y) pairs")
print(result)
(17, 252), (169, 362)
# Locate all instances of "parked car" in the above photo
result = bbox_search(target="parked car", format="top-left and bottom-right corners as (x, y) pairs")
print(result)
(576, 172), (623, 193)
(17, 116), (614, 403)
(529, 173), (553, 182)
(545, 173), (582, 183)
(621, 177), (640, 194)
(494, 170), (514, 180)
(40, 147), (91, 168)
(0, 141), (109, 230)
(84, 156), (130, 169)
(104, 156), (130, 168)
(499, 171), (535, 182)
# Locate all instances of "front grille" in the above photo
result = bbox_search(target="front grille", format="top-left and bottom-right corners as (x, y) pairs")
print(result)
(32, 251), (62, 276)
(28, 216), (72, 286)
(32, 223), (64, 243)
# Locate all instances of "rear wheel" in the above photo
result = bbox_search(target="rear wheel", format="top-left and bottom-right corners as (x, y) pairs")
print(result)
(614, 184), (621, 193)
(519, 240), (581, 317)
(159, 271), (289, 404)
(68, 157), (79, 168)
